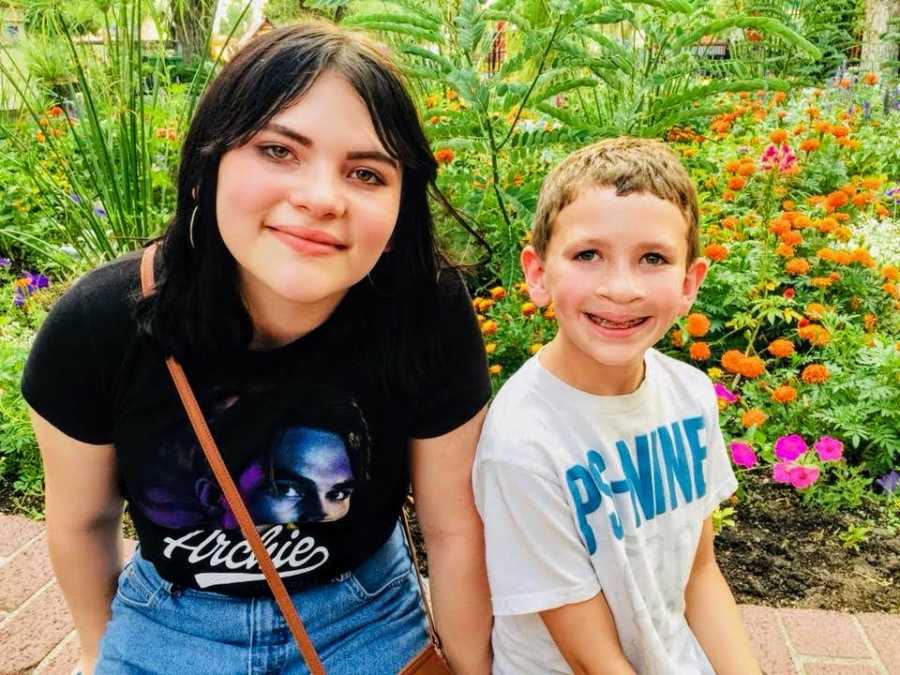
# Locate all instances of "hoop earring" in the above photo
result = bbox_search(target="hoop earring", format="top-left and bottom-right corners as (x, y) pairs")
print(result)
(188, 205), (199, 249)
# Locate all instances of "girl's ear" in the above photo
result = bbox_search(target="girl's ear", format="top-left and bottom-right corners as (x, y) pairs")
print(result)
(521, 245), (551, 307)
(678, 257), (709, 315)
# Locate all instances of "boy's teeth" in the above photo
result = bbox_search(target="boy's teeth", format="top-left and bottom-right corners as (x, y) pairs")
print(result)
(589, 314), (646, 328)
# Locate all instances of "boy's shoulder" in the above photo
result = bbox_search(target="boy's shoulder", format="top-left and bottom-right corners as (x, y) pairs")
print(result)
(477, 356), (571, 467)
(645, 348), (718, 413)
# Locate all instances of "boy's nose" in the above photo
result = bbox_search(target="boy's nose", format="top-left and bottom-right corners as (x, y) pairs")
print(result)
(594, 270), (644, 304)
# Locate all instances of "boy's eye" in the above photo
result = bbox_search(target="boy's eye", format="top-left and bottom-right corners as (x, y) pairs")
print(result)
(352, 168), (384, 185)
(261, 144), (292, 160)
(575, 250), (599, 262)
(642, 252), (668, 265)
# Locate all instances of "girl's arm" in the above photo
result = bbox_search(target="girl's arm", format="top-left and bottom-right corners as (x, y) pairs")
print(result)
(685, 517), (761, 675)
(540, 593), (637, 675)
(30, 409), (125, 675)
(409, 405), (492, 675)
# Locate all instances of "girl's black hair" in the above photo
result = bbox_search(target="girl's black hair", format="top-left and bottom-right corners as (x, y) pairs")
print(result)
(137, 22), (474, 394)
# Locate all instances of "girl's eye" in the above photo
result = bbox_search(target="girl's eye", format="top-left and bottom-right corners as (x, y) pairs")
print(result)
(575, 250), (598, 262)
(261, 144), (292, 160)
(352, 168), (383, 185)
(642, 252), (668, 265)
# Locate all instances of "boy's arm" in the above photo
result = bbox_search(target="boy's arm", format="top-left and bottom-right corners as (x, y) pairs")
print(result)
(685, 518), (761, 675)
(540, 593), (637, 675)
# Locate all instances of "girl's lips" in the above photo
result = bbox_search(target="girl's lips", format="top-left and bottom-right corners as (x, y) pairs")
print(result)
(268, 227), (345, 256)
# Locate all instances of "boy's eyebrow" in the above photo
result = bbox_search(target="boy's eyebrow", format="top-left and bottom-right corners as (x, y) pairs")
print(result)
(567, 236), (679, 250)
(263, 123), (400, 171)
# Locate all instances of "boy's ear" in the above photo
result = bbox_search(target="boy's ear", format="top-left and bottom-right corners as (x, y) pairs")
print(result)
(678, 257), (709, 315)
(521, 245), (551, 307)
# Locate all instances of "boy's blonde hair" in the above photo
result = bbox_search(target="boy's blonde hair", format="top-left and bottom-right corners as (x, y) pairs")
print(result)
(531, 137), (699, 261)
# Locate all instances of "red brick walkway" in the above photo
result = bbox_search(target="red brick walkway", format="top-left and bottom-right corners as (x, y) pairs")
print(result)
(1, 513), (897, 674)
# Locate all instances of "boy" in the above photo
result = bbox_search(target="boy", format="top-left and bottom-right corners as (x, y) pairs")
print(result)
(473, 138), (760, 674)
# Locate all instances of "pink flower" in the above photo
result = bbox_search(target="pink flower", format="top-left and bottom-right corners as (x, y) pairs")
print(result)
(787, 464), (820, 489)
(715, 383), (738, 403)
(774, 434), (808, 461)
(814, 436), (844, 461)
(773, 461), (793, 484)
(760, 143), (797, 172)
(729, 441), (757, 468)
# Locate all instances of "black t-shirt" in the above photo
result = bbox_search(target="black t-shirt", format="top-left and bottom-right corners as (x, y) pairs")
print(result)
(22, 253), (490, 597)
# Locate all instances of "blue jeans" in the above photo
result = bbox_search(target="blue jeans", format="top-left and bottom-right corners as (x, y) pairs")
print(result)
(95, 523), (430, 674)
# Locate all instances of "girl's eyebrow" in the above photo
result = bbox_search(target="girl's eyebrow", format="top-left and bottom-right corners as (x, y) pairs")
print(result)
(263, 123), (399, 171)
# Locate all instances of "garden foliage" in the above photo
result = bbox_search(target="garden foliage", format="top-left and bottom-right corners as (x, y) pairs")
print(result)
(0, 0), (896, 518)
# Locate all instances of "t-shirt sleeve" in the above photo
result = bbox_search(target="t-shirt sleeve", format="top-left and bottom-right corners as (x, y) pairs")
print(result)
(410, 269), (491, 438)
(700, 381), (738, 519)
(474, 458), (600, 616)
(21, 260), (136, 445)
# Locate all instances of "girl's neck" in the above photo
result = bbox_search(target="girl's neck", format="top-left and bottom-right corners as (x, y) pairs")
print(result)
(238, 271), (347, 350)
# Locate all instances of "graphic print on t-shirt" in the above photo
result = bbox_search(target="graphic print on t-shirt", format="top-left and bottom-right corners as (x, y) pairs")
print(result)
(565, 414), (709, 554)
(130, 383), (372, 588)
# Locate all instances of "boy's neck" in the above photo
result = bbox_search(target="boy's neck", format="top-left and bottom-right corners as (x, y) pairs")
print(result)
(539, 336), (647, 396)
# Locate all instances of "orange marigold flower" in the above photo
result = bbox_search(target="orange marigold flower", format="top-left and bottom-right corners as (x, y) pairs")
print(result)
(724, 159), (742, 174)
(772, 91), (786, 104)
(737, 356), (765, 378)
(801, 364), (829, 384)
(727, 176), (747, 191)
(767, 339), (795, 358)
(785, 258), (810, 276)
(864, 313), (877, 332)
(481, 320), (498, 335)
(810, 276), (834, 289)
(521, 302), (537, 317)
(737, 161), (756, 177)
(825, 191), (849, 211)
(772, 385), (797, 403)
(489, 286), (507, 300)
(831, 125), (850, 138)
(863, 72), (878, 85)
(721, 349), (744, 374)
(484, 342), (497, 354)
(769, 129), (788, 144)
(689, 342), (711, 361)
(861, 177), (883, 191)
(882, 265), (899, 281)
(780, 230), (802, 246)
(884, 282), (899, 298)
(775, 243), (795, 258)
(805, 303), (827, 320)
(875, 202), (889, 217)
(833, 250), (852, 266)
(544, 304), (556, 319)
(816, 217), (838, 233)
(434, 148), (455, 164)
(782, 200), (796, 210)
(851, 193), (872, 208)
(488, 364), (502, 376)
(671, 328), (684, 348)
(769, 218), (791, 235)
(721, 216), (739, 230)
(851, 248), (875, 267)
(685, 313), (711, 337)
(35, 131), (46, 143)
(793, 215), (813, 229)
(742, 408), (767, 428)
(798, 324), (830, 346)
(530, 343), (543, 355)
(799, 138), (820, 153)
(704, 243), (728, 261)
(722, 189), (735, 202)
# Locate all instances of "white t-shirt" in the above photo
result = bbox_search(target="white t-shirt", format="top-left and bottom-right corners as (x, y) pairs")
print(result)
(473, 349), (738, 675)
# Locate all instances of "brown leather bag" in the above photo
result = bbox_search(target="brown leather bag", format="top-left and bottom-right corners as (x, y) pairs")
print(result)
(140, 244), (451, 674)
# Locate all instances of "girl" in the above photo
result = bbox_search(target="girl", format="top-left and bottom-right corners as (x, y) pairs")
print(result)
(23, 22), (492, 675)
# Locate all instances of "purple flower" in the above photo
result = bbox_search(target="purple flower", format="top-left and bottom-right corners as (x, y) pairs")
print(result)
(715, 383), (738, 403)
(788, 464), (820, 489)
(26, 272), (50, 289)
(68, 193), (81, 204)
(729, 441), (757, 468)
(814, 436), (843, 461)
(93, 206), (107, 218)
(773, 461), (793, 484)
(775, 434), (808, 461)
(876, 470), (899, 494)
(13, 288), (26, 306)
(0, 257), (10, 267)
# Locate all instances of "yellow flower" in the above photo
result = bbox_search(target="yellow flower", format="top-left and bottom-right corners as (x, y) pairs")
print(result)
(489, 364), (502, 376)
(485, 342), (497, 354)
(529, 343), (543, 355)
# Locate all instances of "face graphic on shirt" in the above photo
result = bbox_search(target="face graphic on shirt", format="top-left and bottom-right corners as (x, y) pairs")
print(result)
(245, 426), (356, 524)
(132, 387), (370, 531)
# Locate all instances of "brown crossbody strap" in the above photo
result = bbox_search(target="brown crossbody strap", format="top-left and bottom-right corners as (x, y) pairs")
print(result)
(140, 244), (326, 675)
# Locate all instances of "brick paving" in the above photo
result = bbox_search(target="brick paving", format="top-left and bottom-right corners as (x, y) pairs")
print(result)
(1, 513), (897, 674)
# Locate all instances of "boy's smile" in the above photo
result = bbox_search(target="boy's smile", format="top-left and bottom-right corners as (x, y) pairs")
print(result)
(522, 187), (707, 396)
